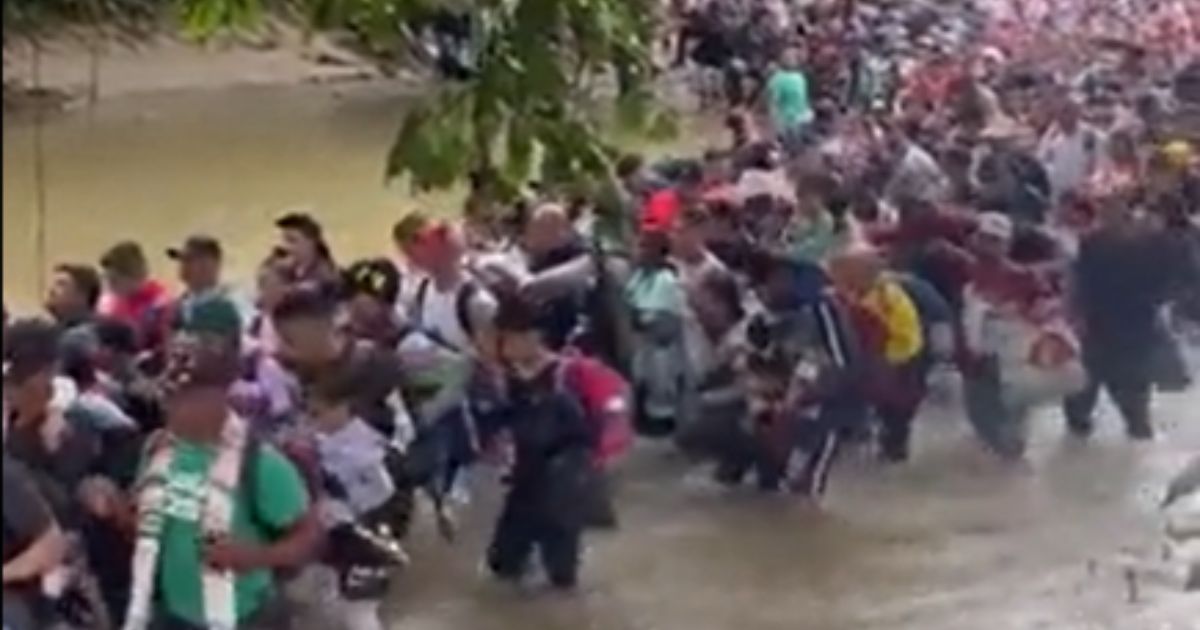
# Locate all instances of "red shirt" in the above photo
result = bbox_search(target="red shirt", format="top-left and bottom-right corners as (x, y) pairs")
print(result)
(98, 279), (171, 348)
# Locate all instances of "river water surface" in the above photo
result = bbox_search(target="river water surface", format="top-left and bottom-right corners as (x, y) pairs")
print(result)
(3, 83), (1198, 629)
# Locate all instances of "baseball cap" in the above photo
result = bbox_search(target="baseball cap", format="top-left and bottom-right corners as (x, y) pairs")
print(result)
(178, 297), (242, 344)
(166, 235), (222, 262)
(162, 298), (243, 392)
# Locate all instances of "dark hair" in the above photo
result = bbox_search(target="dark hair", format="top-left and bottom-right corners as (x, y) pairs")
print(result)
(308, 368), (358, 407)
(276, 212), (334, 262)
(700, 269), (745, 322)
(92, 317), (138, 356)
(493, 293), (542, 334)
(53, 263), (103, 309)
(271, 287), (338, 324)
(3, 317), (61, 383)
(99, 241), (148, 278)
(342, 258), (401, 305)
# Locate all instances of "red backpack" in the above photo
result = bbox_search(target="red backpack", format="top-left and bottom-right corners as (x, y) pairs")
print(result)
(556, 352), (633, 468)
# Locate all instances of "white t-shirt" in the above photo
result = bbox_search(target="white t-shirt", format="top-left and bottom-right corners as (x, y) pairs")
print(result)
(412, 278), (498, 353)
(1038, 124), (1102, 200)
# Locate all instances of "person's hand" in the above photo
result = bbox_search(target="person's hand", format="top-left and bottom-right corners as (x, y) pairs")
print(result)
(78, 476), (122, 519)
(203, 537), (265, 573)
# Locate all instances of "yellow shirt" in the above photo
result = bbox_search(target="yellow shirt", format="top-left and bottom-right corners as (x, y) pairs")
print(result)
(862, 279), (924, 365)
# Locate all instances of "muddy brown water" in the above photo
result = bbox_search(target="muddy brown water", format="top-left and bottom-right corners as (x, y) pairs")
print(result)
(4, 84), (1199, 629)
(3, 83), (443, 310)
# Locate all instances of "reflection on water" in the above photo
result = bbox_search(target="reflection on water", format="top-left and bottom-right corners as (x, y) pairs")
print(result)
(2, 83), (450, 310)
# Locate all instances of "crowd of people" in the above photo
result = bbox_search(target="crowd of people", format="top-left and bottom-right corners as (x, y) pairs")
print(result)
(4, 0), (1200, 628)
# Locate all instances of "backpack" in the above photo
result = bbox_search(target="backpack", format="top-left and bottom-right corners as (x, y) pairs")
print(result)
(555, 353), (634, 468)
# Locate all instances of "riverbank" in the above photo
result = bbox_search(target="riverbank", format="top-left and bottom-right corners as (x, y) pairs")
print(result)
(2, 21), (400, 110)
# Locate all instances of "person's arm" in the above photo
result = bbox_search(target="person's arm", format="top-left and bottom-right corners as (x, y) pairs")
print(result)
(3, 459), (68, 584)
(2, 522), (67, 585)
(204, 447), (321, 572)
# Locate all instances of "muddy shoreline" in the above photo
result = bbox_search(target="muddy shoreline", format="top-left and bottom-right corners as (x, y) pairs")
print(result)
(1, 22), (408, 112)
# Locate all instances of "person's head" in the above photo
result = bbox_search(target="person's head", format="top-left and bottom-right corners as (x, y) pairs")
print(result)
(391, 212), (432, 267)
(690, 269), (744, 336)
(636, 229), (672, 267)
(1055, 94), (1083, 131)
(167, 235), (223, 293)
(412, 220), (466, 280)
(494, 294), (553, 381)
(99, 241), (150, 297)
(160, 331), (239, 442)
(276, 212), (332, 270)
(671, 206), (710, 260)
(3, 318), (60, 421)
(781, 46), (804, 69)
(523, 202), (573, 258)
(1106, 129), (1139, 167)
(342, 258), (401, 333)
(828, 246), (884, 298)
(159, 298), (242, 440)
(702, 149), (733, 186)
(92, 317), (138, 372)
(45, 263), (101, 321)
(675, 159), (706, 205)
(305, 369), (355, 434)
(255, 255), (292, 313)
(971, 212), (1015, 260)
(271, 287), (341, 366)
(974, 46), (1005, 81)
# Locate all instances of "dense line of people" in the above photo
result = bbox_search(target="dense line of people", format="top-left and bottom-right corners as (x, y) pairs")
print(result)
(5, 0), (1200, 628)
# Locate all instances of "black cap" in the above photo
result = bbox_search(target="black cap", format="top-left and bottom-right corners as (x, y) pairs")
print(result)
(166, 235), (222, 261)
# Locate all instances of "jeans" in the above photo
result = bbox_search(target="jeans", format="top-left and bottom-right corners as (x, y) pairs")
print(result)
(962, 358), (1029, 460)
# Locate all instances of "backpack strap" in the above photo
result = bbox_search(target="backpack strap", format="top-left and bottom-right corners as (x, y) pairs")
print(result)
(413, 277), (479, 348)
(239, 433), (273, 535)
(454, 280), (480, 340)
(412, 277), (432, 330)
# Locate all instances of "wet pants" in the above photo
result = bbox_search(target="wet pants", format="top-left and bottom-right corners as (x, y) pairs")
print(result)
(874, 360), (930, 462)
(1063, 372), (1152, 438)
(1064, 339), (1154, 438)
(487, 488), (582, 589)
(962, 358), (1029, 460)
(714, 412), (843, 498)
